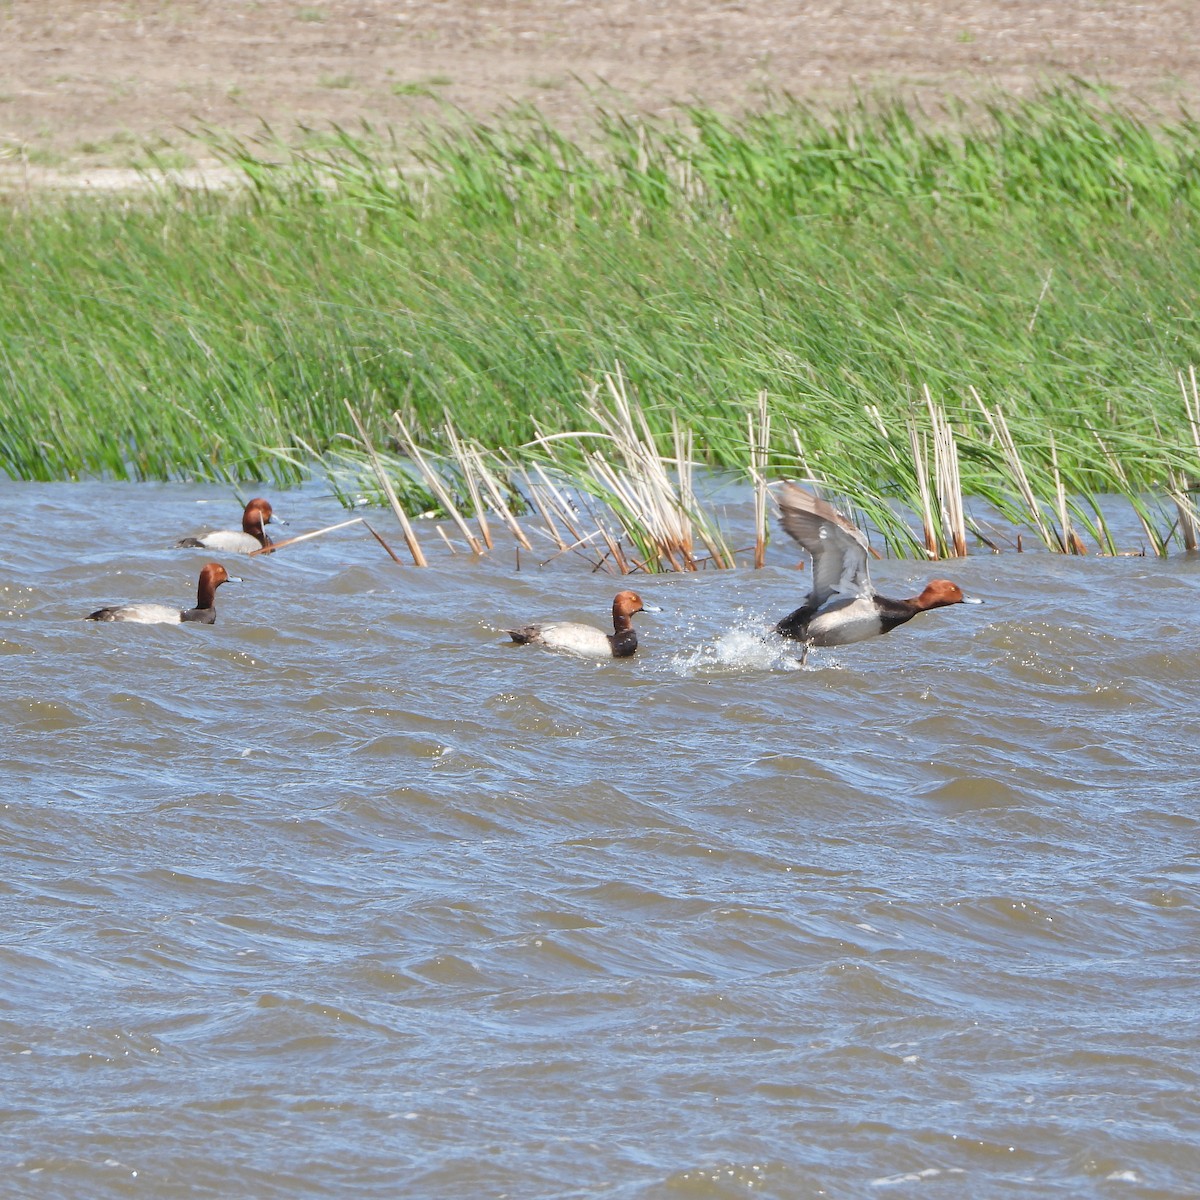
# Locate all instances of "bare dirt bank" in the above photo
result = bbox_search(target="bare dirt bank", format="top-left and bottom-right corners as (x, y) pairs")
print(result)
(2, 1), (1197, 186)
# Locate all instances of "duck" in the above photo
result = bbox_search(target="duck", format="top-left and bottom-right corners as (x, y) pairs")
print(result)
(86, 563), (239, 625)
(507, 590), (660, 658)
(773, 483), (979, 660)
(175, 497), (281, 554)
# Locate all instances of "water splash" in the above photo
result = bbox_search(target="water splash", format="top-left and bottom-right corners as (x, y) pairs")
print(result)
(667, 621), (836, 675)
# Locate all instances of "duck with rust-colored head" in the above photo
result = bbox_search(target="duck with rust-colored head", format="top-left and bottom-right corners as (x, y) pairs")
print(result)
(507, 590), (661, 659)
(176, 497), (282, 554)
(86, 563), (240, 625)
(773, 484), (980, 659)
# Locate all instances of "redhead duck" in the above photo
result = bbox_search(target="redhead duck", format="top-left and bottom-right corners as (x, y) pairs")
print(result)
(507, 590), (660, 658)
(176, 498), (281, 554)
(773, 483), (979, 659)
(86, 563), (239, 625)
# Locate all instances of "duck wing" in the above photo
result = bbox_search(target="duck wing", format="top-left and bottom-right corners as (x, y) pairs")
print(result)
(776, 483), (872, 605)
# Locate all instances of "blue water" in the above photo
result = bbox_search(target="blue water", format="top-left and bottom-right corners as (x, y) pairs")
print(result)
(2, 480), (1198, 1198)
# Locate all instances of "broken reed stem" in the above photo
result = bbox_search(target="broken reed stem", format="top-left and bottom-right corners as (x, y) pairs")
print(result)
(749, 389), (770, 569)
(1087, 422), (1170, 556)
(343, 400), (428, 567)
(1050, 433), (1067, 552)
(926, 387), (966, 557)
(527, 466), (580, 548)
(248, 516), (365, 556)
(1165, 367), (1200, 551)
(598, 370), (694, 567)
(1180, 366), (1200, 463)
(1049, 433), (1085, 554)
(907, 419), (938, 557)
(537, 528), (606, 567)
(789, 428), (818, 485)
(443, 414), (493, 550)
(361, 519), (405, 564)
(1168, 474), (1199, 552)
(472, 449), (534, 551)
(581, 365), (739, 570)
(392, 410), (484, 555)
(671, 414), (698, 565)
(973, 392), (1057, 550)
(1027, 267), (1053, 333)
(518, 467), (569, 551)
(342, 370), (1200, 566)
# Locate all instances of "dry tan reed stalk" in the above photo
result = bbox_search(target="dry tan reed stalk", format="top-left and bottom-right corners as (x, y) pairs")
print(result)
(1086, 422), (1168, 555)
(566, 372), (704, 569)
(248, 516), (365, 556)
(926, 388), (967, 557)
(788, 429), (822, 491)
(361, 519), (405, 564)
(1180, 366), (1200, 462)
(391, 410), (484, 555)
(907, 419), (938, 557)
(471, 449), (533, 551)
(343, 400), (428, 567)
(584, 451), (683, 570)
(1048, 434), (1086, 554)
(672, 415), (698, 564)
(1168, 475), (1199, 551)
(525, 467), (620, 570)
(1168, 367), (1200, 550)
(972, 391), (1057, 550)
(435, 525), (458, 553)
(748, 390), (771, 569)
(533, 471), (626, 573)
(443, 415), (492, 550)
(1050, 433), (1068, 552)
(517, 466), (570, 551)
(537, 529), (608, 567)
(531, 469), (583, 545)
(592, 370), (695, 568)
(518, 368), (734, 571)
(1027, 268), (1053, 333)
(864, 403), (891, 442)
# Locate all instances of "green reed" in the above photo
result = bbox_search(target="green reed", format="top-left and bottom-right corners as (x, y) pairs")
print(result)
(1, 82), (1198, 543)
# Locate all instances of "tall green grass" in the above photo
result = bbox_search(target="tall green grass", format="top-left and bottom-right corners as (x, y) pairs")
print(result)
(1, 82), (1199, 517)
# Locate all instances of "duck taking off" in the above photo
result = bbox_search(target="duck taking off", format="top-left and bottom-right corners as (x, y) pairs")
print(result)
(773, 483), (978, 659)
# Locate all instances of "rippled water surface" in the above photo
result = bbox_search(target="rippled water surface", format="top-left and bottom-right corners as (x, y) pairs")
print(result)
(3, 480), (1199, 1199)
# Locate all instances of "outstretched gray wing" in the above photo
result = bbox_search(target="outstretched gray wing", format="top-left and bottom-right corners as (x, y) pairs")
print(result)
(775, 483), (872, 605)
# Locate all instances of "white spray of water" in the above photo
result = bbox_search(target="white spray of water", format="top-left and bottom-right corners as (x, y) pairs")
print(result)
(666, 618), (841, 677)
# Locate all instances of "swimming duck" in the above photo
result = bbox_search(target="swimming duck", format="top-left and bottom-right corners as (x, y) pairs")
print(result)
(176, 498), (281, 554)
(86, 562), (239, 625)
(773, 483), (978, 658)
(507, 590), (660, 658)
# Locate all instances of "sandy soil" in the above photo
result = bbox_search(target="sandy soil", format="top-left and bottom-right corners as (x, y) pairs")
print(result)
(1, 1), (1197, 186)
